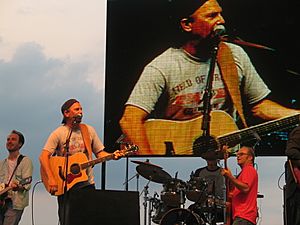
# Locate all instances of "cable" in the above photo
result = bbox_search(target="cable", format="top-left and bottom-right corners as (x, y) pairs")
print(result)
(278, 171), (285, 191)
(31, 180), (42, 225)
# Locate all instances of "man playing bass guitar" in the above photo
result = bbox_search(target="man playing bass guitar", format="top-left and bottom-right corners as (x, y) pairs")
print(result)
(221, 146), (258, 225)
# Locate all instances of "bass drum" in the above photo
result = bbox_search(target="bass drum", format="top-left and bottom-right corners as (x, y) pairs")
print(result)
(159, 208), (204, 225)
(152, 202), (175, 224)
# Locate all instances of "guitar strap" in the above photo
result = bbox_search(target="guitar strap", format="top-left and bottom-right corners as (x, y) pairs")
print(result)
(79, 124), (93, 160)
(217, 42), (248, 128)
(7, 155), (25, 186)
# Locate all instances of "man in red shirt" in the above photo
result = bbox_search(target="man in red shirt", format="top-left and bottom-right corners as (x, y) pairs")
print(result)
(222, 146), (258, 225)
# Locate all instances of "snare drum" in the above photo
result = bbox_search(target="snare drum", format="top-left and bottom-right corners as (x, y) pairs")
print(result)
(161, 179), (186, 207)
(160, 208), (204, 225)
(186, 176), (208, 203)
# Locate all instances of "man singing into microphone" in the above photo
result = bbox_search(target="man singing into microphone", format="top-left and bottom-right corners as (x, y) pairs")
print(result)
(119, 0), (300, 155)
(39, 98), (123, 225)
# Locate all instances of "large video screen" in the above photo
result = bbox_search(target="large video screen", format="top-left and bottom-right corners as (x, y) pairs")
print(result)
(104, 0), (300, 157)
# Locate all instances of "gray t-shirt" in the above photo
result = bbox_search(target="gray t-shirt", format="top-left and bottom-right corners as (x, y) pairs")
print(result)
(126, 43), (270, 121)
(194, 166), (225, 200)
(43, 124), (104, 183)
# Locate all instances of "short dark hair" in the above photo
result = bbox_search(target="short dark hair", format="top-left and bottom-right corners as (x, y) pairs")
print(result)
(11, 130), (25, 148)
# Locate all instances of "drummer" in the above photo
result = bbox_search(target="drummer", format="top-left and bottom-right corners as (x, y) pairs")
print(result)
(190, 159), (225, 224)
(194, 159), (225, 199)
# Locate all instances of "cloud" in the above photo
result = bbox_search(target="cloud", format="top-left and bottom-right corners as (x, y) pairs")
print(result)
(0, 0), (106, 60)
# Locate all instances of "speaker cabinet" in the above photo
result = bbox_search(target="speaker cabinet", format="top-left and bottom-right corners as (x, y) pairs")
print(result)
(69, 188), (140, 225)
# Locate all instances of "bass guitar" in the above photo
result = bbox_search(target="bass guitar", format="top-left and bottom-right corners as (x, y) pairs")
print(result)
(223, 147), (232, 225)
(40, 145), (138, 196)
(144, 111), (300, 155)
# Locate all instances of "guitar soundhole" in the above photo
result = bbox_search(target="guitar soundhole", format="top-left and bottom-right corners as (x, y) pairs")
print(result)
(193, 135), (219, 159)
(70, 164), (80, 175)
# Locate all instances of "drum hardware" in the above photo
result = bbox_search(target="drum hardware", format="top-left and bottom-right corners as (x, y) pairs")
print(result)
(202, 195), (226, 225)
(140, 182), (167, 225)
(140, 179), (152, 225)
(206, 195), (226, 209)
(133, 160), (175, 225)
(161, 178), (187, 207)
(123, 172), (140, 191)
(133, 160), (172, 184)
(159, 208), (204, 225)
(151, 195), (175, 224)
(132, 160), (163, 169)
(186, 173), (208, 204)
(186, 173), (225, 225)
(257, 193), (264, 199)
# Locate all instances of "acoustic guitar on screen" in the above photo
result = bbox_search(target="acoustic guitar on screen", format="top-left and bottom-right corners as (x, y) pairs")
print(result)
(40, 145), (138, 196)
(144, 110), (300, 155)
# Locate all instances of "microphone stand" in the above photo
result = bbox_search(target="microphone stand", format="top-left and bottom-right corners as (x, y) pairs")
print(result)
(125, 157), (129, 191)
(197, 39), (221, 156)
(62, 123), (74, 225)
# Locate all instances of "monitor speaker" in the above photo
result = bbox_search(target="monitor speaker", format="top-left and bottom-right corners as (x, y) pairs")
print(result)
(68, 188), (140, 225)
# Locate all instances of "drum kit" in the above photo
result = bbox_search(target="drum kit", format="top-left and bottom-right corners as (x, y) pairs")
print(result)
(132, 160), (226, 225)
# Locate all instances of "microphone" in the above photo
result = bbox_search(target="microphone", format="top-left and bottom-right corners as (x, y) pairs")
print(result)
(73, 114), (82, 124)
(212, 24), (226, 38)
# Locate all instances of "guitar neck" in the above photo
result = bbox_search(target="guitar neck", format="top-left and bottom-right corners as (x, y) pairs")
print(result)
(80, 154), (114, 170)
(0, 187), (12, 196)
(219, 114), (300, 148)
(79, 145), (138, 170)
(0, 176), (32, 197)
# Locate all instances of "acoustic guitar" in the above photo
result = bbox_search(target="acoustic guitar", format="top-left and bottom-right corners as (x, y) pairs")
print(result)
(144, 111), (300, 155)
(40, 145), (138, 196)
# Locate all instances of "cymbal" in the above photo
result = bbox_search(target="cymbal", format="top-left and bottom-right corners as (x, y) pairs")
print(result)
(131, 160), (162, 169)
(136, 164), (172, 184)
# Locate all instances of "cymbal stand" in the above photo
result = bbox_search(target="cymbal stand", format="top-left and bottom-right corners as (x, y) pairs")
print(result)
(123, 173), (140, 192)
(148, 195), (158, 225)
(141, 179), (151, 225)
(179, 186), (186, 208)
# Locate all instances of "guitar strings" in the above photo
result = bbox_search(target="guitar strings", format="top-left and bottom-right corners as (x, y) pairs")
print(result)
(161, 116), (299, 155)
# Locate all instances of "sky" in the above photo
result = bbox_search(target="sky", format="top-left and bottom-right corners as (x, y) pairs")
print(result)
(0, 1), (289, 225)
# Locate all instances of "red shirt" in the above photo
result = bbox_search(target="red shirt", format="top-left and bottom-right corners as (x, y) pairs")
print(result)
(232, 164), (258, 224)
